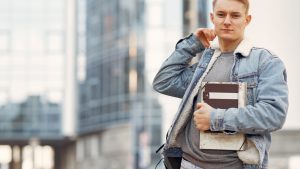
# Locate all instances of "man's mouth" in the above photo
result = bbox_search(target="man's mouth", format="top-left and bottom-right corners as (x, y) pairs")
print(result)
(221, 29), (234, 32)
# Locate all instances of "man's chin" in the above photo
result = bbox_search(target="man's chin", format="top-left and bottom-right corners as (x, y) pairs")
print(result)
(218, 35), (238, 42)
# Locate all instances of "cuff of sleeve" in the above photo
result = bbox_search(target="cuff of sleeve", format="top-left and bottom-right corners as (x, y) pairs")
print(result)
(188, 33), (205, 53)
(175, 33), (205, 55)
(210, 108), (225, 131)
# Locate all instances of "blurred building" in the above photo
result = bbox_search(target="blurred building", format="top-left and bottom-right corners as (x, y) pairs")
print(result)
(183, 0), (209, 35)
(72, 0), (162, 168)
(0, 0), (65, 139)
(0, 0), (77, 168)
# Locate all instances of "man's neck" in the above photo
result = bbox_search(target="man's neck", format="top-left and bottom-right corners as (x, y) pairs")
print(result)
(218, 37), (243, 53)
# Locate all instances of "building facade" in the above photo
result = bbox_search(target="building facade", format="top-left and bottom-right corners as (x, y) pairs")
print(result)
(0, 0), (65, 140)
(75, 0), (162, 168)
(0, 0), (77, 168)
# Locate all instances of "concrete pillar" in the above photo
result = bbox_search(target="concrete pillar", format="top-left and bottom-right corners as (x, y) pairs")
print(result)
(19, 146), (23, 169)
(9, 145), (21, 169)
(29, 138), (40, 169)
(54, 145), (63, 169)
(9, 146), (13, 169)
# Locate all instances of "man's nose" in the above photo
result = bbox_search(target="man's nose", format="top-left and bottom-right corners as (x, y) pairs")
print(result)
(224, 14), (231, 25)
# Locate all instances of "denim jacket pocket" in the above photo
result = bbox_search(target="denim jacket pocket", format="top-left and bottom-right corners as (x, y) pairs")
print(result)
(237, 72), (258, 106)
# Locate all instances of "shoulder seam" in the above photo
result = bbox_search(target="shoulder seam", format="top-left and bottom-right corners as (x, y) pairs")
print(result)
(252, 47), (277, 57)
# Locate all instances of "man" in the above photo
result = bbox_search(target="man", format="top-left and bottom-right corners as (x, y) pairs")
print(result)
(152, 0), (288, 168)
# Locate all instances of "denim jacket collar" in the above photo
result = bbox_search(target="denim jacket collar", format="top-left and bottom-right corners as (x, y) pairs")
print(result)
(210, 38), (253, 57)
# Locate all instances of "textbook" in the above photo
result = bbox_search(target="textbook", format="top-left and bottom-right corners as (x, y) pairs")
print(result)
(198, 82), (247, 150)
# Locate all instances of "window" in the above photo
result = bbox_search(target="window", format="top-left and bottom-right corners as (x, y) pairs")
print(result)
(45, 31), (64, 54)
(0, 30), (10, 53)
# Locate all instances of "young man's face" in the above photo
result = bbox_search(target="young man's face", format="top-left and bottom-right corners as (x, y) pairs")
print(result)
(210, 0), (251, 42)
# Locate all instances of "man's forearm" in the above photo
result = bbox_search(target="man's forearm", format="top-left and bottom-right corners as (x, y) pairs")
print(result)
(152, 34), (205, 98)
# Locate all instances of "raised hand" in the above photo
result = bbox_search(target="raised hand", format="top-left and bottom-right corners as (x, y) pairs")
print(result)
(193, 28), (216, 48)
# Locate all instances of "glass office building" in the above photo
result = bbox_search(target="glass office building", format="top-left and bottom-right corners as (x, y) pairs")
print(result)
(79, 0), (140, 132)
(0, 0), (64, 139)
(76, 0), (162, 168)
(0, 0), (76, 168)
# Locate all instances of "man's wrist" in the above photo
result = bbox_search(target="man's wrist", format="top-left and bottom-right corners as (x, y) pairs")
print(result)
(210, 108), (225, 131)
(174, 33), (206, 57)
(180, 33), (205, 54)
(190, 33), (205, 52)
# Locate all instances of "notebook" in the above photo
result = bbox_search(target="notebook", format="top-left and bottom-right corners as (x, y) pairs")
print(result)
(198, 82), (247, 150)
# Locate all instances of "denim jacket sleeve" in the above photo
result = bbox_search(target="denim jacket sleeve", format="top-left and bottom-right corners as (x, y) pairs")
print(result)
(210, 55), (289, 135)
(152, 34), (205, 98)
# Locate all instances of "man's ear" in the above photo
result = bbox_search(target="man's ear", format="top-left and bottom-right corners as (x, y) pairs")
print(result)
(210, 13), (214, 23)
(245, 15), (252, 25)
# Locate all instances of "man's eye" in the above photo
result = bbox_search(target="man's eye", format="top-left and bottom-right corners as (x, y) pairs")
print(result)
(217, 13), (225, 17)
(232, 14), (241, 18)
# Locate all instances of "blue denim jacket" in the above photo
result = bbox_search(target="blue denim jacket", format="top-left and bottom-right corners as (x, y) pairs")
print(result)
(152, 34), (288, 169)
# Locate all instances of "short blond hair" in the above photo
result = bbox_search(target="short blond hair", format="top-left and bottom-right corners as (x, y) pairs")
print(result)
(213, 0), (249, 14)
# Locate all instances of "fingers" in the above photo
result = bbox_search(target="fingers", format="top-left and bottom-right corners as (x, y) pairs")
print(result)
(194, 123), (209, 131)
(196, 102), (205, 109)
(194, 28), (216, 48)
(204, 29), (216, 41)
(202, 39), (210, 48)
(198, 31), (210, 48)
(193, 107), (206, 119)
(200, 29), (212, 47)
(196, 102), (213, 111)
(193, 115), (210, 131)
(193, 102), (211, 131)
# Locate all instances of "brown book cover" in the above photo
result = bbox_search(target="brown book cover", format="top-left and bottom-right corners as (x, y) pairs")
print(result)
(199, 82), (247, 150)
